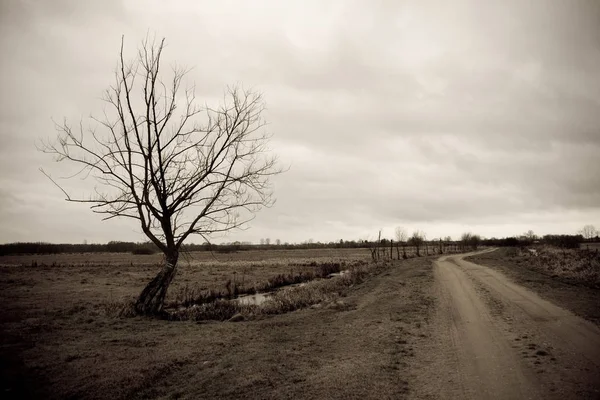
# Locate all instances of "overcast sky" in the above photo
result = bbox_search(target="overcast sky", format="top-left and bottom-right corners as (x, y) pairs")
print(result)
(1, 0), (599, 244)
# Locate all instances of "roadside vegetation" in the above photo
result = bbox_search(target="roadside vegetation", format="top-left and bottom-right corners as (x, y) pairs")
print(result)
(502, 245), (600, 288)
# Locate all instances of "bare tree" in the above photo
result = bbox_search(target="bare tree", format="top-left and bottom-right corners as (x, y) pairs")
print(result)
(395, 227), (408, 259)
(444, 236), (453, 252)
(460, 232), (472, 251)
(580, 225), (598, 241)
(39, 37), (282, 315)
(461, 232), (481, 250)
(409, 230), (425, 256)
(524, 230), (537, 242)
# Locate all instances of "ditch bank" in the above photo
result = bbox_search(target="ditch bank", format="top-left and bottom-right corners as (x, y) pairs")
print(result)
(163, 262), (373, 322)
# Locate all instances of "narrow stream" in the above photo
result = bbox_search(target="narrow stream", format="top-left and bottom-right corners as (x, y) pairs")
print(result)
(233, 270), (349, 306)
(236, 292), (271, 305)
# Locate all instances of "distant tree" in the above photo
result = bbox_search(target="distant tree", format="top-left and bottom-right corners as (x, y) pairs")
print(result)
(408, 230), (425, 256)
(265, 238), (271, 245)
(38, 37), (282, 315)
(470, 234), (481, 250)
(460, 232), (472, 250)
(260, 238), (265, 245)
(433, 237), (442, 254)
(501, 237), (521, 247)
(524, 230), (537, 241)
(275, 239), (281, 245)
(580, 225), (598, 241)
(461, 232), (481, 250)
(542, 234), (581, 249)
(395, 227), (408, 259)
(395, 227), (407, 243)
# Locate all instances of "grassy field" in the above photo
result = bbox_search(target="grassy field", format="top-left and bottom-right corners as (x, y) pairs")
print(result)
(0, 248), (371, 315)
(0, 246), (439, 313)
(580, 242), (600, 251)
(0, 247), (372, 267)
(0, 247), (438, 399)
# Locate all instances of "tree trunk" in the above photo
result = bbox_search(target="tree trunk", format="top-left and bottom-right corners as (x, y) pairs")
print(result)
(135, 250), (179, 315)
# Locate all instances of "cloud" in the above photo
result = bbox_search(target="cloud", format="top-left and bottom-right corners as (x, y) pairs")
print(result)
(1, 0), (599, 244)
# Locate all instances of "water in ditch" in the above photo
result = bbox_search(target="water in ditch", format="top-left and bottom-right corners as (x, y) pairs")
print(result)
(235, 292), (272, 306)
(233, 270), (349, 306)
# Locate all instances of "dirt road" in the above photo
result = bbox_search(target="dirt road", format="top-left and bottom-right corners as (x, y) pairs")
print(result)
(412, 250), (600, 399)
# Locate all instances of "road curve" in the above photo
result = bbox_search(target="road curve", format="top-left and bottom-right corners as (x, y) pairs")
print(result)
(411, 249), (600, 399)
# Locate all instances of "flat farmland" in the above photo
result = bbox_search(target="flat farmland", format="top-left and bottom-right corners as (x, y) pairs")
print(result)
(3, 247), (598, 399)
(0, 247), (372, 266)
(580, 242), (600, 250)
(0, 248), (372, 314)
(0, 247), (437, 399)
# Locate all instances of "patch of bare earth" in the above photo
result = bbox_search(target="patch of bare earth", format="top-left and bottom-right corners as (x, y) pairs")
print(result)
(0, 250), (437, 399)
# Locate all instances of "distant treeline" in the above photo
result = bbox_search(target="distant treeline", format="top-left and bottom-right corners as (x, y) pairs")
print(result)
(481, 234), (584, 249)
(0, 240), (379, 256)
(0, 241), (161, 256)
(0, 234), (589, 256)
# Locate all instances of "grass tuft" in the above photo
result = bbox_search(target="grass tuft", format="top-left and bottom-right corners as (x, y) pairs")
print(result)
(101, 300), (137, 318)
(169, 300), (258, 321)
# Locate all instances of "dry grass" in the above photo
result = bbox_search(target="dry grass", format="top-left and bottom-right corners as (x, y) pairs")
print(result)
(0, 248), (379, 325)
(260, 263), (372, 314)
(167, 300), (257, 321)
(167, 261), (379, 321)
(509, 246), (600, 288)
(0, 248), (371, 267)
(167, 260), (363, 309)
(0, 252), (437, 399)
(0, 246), (453, 325)
(0, 248), (372, 317)
(580, 242), (600, 251)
